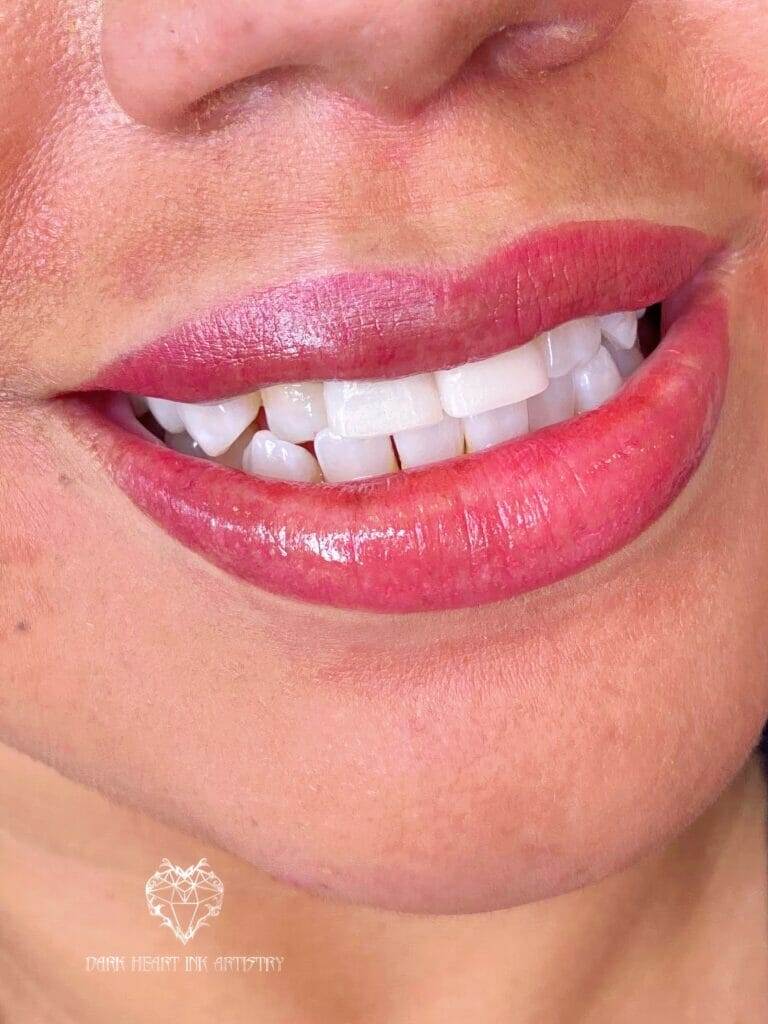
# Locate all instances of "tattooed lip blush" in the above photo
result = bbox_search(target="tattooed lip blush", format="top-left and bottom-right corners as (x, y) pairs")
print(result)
(65, 220), (728, 612)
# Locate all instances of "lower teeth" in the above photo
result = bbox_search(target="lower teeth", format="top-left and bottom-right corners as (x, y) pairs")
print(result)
(129, 308), (653, 484)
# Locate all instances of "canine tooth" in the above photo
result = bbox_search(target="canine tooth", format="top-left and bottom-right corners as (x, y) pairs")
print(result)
(435, 340), (547, 419)
(573, 346), (623, 412)
(262, 382), (327, 443)
(394, 417), (464, 470)
(462, 401), (529, 453)
(540, 317), (602, 378)
(243, 430), (322, 483)
(599, 311), (638, 350)
(129, 394), (149, 417)
(147, 397), (185, 434)
(180, 392), (261, 457)
(605, 339), (644, 379)
(528, 374), (576, 430)
(166, 431), (208, 458)
(314, 429), (397, 482)
(216, 427), (257, 469)
(324, 374), (442, 438)
(165, 426), (255, 468)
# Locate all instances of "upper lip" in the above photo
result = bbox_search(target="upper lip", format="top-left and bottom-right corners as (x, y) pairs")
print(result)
(86, 220), (721, 403)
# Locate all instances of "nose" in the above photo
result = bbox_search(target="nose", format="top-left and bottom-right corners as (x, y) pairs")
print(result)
(102, 0), (634, 127)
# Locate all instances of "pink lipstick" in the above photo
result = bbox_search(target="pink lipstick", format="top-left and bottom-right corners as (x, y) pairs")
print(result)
(67, 221), (728, 612)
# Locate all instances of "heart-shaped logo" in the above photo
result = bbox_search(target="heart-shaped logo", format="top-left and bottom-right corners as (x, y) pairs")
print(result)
(145, 858), (224, 945)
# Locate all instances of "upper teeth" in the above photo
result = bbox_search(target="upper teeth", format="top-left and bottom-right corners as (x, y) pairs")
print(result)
(132, 310), (644, 484)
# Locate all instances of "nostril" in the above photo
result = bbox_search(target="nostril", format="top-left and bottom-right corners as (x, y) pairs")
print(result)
(478, 18), (617, 77)
(483, 21), (598, 75)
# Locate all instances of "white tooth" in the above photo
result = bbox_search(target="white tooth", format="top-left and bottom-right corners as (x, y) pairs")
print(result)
(527, 374), (576, 431)
(324, 374), (442, 439)
(599, 311), (638, 350)
(636, 307), (647, 318)
(573, 346), (623, 412)
(165, 426), (255, 469)
(147, 397), (185, 434)
(435, 340), (547, 419)
(166, 430), (209, 459)
(314, 429), (397, 483)
(540, 317), (602, 378)
(262, 382), (327, 443)
(129, 394), (149, 417)
(394, 416), (464, 470)
(604, 339), (644, 379)
(215, 426), (257, 469)
(243, 430), (322, 483)
(180, 392), (261, 457)
(462, 401), (529, 453)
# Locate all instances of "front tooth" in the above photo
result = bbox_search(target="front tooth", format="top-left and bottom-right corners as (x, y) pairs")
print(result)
(527, 374), (576, 431)
(324, 374), (442, 438)
(147, 397), (185, 434)
(180, 392), (261, 457)
(314, 429), (397, 482)
(599, 311), (638, 350)
(394, 416), (464, 470)
(435, 339), (547, 419)
(462, 401), (529, 453)
(604, 339), (644, 379)
(573, 345), (623, 412)
(540, 317), (602, 378)
(243, 430), (322, 483)
(262, 382), (327, 443)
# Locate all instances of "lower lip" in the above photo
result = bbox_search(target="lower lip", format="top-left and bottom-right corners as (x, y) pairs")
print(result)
(66, 279), (729, 613)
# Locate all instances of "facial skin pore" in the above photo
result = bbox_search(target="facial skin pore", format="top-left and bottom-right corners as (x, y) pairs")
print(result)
(0, 4), (767, 1010)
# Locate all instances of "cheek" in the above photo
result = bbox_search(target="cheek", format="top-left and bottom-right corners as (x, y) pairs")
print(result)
(2, 246), (767, 914)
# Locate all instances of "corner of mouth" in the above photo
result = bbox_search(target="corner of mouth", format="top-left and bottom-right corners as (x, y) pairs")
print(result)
(59, 226), (731, 613)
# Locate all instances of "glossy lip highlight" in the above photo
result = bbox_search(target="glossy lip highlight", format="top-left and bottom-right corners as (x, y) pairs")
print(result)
(66, 221), (729, 614)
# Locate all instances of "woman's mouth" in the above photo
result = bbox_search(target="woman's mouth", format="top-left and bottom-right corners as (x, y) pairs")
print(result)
(64, 221), (729, 613)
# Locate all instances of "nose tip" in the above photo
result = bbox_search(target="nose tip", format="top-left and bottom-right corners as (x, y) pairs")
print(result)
(101, 1), (634, 128)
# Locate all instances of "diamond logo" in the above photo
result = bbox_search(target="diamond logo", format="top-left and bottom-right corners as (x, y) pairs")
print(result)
(145, 858), (224, 945)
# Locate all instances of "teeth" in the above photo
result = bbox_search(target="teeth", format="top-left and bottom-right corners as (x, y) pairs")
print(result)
(324, 374), (442, 439)
(138, 308), (652, 483)
(180, 392), (261, 457)
(166, 430), (208, 459)
(147, 397), (185, 434)
(435, 339), (548, 418)
(604, 339), (644, 379)
(540, 317), (602, 378)
(527, 374), (576, 431)
(394, 416), (464, 470)
(314, 429), (397, 483)
(573, 345), (623, 412)
(599, 311), (638, 350)
(463, 401), (529, 453)
(166, 427), (256, 468)
(243, 430), (322, 483)
(129, 394), (149, 417)
(262, 382), (327, 443)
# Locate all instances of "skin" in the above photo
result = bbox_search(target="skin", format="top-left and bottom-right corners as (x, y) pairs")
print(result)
(0, 0), (767, 1017)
